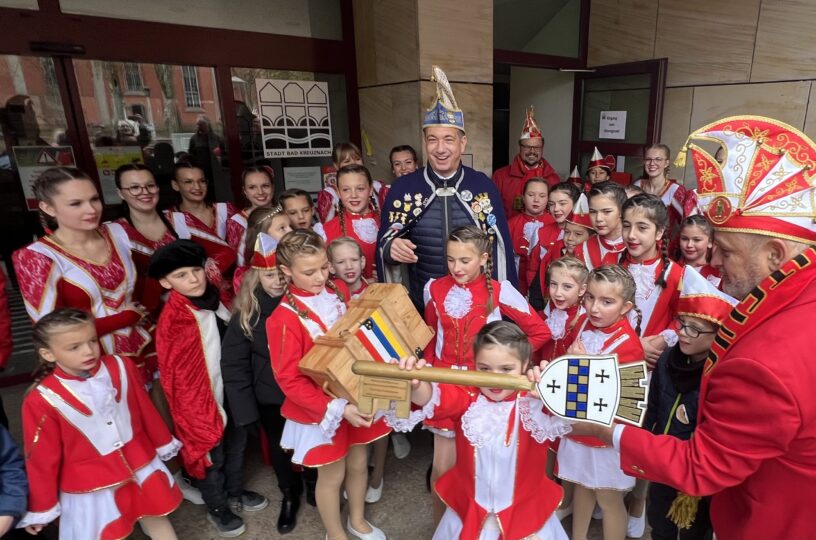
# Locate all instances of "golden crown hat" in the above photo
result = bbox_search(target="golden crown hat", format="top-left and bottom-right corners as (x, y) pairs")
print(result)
(423, 66), (465, 132)
(567, 193), (593, 230)
(675, 115), (816, 243)
(251, 232), (278, 269)
(676, 266), (737, 325)
(520, 105), (543, 141)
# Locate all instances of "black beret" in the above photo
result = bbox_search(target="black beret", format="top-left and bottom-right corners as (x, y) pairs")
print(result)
(148, 239), (207, 279)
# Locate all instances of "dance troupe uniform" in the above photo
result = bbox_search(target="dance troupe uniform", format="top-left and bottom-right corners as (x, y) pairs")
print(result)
(540, 302), (586, 361)
(632, 178), (698, 255)
(573, 235), (625, 271)
(507, 211), (555, 296)
(317, 179), (389, 223)
(18, 355), (182, 539)
(422, 274), (551, 436)
(167, 202), (239, 290)
(226, 209), (249, 266)
(323, 208), (380, 280)
(387, 384), (573, 539)
(113, 218), (176, 315)
(266, 282), (390, 466)
(557, 318), (644, 491)
(622, 253), (684, 350)
(680, 260), (721, 289)
(13, 223), (151, 359)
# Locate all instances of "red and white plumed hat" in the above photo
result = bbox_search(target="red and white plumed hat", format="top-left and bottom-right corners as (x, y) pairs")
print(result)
(251, 232), (278, 269)
(677, 115), (816, 243)
(566, 193), (593, 230)
(520, 105), (543, 141)
(567, 165), (582, 184)
(676, 266), (737, 325)
(588, 147), (616, 172)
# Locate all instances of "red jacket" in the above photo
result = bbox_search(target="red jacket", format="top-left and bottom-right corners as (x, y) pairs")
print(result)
(492, 155), (560, 218)
(619, 269), (816, 539)
(508, 212), (555, 295)
(323, 209), (380, 279)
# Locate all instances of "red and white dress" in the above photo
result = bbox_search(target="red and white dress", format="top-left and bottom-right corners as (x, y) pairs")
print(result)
(316, 181), (389, 223)
(508, 212), (556, 295)
(556, 318), (644, 490)
(622, 254), (683, 346)
(226, 209), (249, 266)
(113, 218), (176, 315)
(536, 239), (569, 302)
(18, 355), (182, 539)
(423, 274), (551, 435)
(540, 302), (586, 361)
(387, 385), (571, 540)
(681, 261), (721, 289)
(167, 202), (239, 283)
(573, 235), (626, 271)
(13, 223), (150, 357)
(633, 179), (698, 254)
(323, 209), (380, 280)
(266, 283), (390, 466)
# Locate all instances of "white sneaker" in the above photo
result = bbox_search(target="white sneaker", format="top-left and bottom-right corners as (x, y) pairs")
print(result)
(347, 518), (386, 540)
(174, 471), (205, 505)
(592, 503), (603, 520)
(627, 505), (646, 538)
(391, 433), (411, 459)
(365, 480), (383, 503)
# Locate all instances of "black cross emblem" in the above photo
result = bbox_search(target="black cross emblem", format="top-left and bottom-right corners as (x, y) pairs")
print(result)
(594, 398), (608, 412)
(546, 380), (561, 394)
(595, 369), (610, 383)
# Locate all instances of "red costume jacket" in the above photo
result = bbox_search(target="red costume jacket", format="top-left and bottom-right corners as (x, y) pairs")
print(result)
(226, 209), (249, 266)
(622, 255), (683, 341)
(491, 155), (560, 218)
(155, 290), (228, 478)
(323, 209), (380, 280)
(540, 303), (586, 361)
(633, 179), (698, 256)
(508, 212), (556, 295)
(114, 218), (176, 314)
(21, 355), (181, 519)
(619, 250), (816, 540)
(317, 181), (389, 223)
(573, 234), (626, 271)
(432, 387), (569, 539)
(13, 223), (150, 356)
(167, 202), (239, 284)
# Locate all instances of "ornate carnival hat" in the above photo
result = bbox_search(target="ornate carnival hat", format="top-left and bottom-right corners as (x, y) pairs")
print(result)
(588, 147), (616, 172)
(676, 266), (737, 325)
(251, 232), (279, 269)
(567, 165), (582, 184)
(520, 105), (543, 141)
(675, 115), (816, 243)
(567, 193), (593, 230)
(423, 66), (465, 132)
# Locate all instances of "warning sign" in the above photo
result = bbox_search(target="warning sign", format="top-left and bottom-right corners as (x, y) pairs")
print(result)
(12, 146), (76, 210)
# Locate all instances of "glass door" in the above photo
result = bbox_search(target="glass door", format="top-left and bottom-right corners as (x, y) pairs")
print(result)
(571, 59), (667, 184)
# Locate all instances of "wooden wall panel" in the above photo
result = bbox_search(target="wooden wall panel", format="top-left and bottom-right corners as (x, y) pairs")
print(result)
(800, 83), (816, 142)
(587, 0), (657, 67)
(660, 87), (694, 183)
(417, 0), (492, 83)
(752, 0), (816, 82)
(420, 81), (493, 174)
(655, 0), (761, 87)
(354, 0), (419, 87)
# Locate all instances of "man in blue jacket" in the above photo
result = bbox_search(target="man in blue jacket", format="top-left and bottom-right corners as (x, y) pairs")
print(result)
(377, 66), (517, 310)
(0, 424), (27, 537)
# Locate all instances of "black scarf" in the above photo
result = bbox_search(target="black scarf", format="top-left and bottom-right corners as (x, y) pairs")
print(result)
(188, 283), (221, 311)
(666, 346), (705, 394)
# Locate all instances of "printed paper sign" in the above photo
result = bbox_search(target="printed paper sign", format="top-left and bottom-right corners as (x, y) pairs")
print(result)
(599, 111), (627, 140)
(284, 166), (323, 192)
(256, 79), (333, 158)
(12, 146), (76, 210)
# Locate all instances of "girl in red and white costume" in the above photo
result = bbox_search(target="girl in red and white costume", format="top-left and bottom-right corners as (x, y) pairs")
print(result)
(633, 144), (698, 256)
(584, 147), (616, 192)
(620, 194), (684, 369)
(557, 265), (645, 540)
(166, 161), (238, 288)
(423, 226), (551, 525)
(324, 164), (381, 280)
(388, 321), (573, 540)
(540, 256), (588, 362)
(279, 188), (327, 241)
(328, 237), (369, 300)
(13, 167), (150, 361)
(113, 164), (177, 316)
(18, 309), (181, 540)
(507, 177), (554, 295)
(530, 182), (581, 280)
(573, 181), (628, 271)
(226, 166), (276, 267)
(232, 205), (291, 295)
(317, 142), (389, 223)
(266, 229), (390, 540)
(678, 214), (721, 288)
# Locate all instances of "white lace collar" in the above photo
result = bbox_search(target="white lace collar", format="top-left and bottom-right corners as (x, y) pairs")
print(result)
(462, 394), (516, 448)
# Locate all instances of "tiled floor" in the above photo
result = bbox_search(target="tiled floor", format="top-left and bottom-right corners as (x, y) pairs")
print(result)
(2, 383), (650, 539)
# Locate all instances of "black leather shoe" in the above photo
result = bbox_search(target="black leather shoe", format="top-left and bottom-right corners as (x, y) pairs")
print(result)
(304, 475), (317, 507)
(277, 489), (300, 534)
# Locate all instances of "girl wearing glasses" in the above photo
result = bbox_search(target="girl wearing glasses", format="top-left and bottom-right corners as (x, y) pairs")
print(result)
(643, 267), (736, 540)
(633, 144), (699, 257)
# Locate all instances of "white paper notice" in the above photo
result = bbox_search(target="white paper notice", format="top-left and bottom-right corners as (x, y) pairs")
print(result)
(283, 166), (323, 192)
(599, 111), (627, 140)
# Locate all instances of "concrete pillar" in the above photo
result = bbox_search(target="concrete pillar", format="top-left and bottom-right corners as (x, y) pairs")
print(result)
(353, 0), (493, 180)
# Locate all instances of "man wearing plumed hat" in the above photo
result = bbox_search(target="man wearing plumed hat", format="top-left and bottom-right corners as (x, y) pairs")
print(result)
(376, 66), (517, 310)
